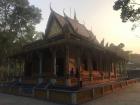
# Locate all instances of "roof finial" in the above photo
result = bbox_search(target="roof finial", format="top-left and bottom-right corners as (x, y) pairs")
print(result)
(100, 38), (105, 47)
(74, 9), (77, 21)
(63, 8), (67, 17)
(50, 2), (53, 11)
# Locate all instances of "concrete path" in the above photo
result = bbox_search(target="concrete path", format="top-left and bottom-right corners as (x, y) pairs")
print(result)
(84, 83), (140, 105)
(0, 83), (140, 105)
(0, 94), (59, 105)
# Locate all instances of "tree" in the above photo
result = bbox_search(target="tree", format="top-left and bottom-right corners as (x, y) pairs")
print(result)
(0, 0), (42, 65)
(113, 0), (140, 30)
(108, 43), (131, 60)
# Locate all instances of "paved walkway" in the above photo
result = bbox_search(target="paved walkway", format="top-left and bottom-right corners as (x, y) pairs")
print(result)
(0, 83), (140, 105)
(84, 83), (140, 105)
(0, 94), (59, 105)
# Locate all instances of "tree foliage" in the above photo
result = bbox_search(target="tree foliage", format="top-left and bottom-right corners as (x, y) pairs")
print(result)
(0, 0), (42, 65)
(107, 43), (131, 60)
(113, 0), (140, 30)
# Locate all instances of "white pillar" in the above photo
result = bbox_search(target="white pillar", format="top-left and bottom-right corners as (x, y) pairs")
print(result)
(87, 55), (92, 80)
(65, 46), (70, 86)
(71, 93), (77, 105)
(53, 50), (56, 76)
(7, 59), (10, 80)
(77, 53), (81, 87)
(38, 53), (43, 84)
(66, 46), (69, 76)
(39, 54), (43, 76)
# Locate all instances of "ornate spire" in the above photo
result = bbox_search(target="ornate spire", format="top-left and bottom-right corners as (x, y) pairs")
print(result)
(100, 38), (105, 47)
(50, 2), (53, 12)
(74, 9), (78, 21)
(105, 42), (109, 48)
(63, 8), (67, 17)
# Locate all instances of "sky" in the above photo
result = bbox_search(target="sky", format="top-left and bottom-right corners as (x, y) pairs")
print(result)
(29, 0), (140, 54)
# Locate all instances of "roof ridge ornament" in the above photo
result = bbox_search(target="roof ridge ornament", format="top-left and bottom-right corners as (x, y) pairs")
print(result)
(50, 2), (53, 12)
(74, 9), (78, 22)
(63, 8), (67, 17)
(100, 38), (105, 47)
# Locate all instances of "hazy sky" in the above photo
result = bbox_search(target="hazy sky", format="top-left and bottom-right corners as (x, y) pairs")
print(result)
(29, 0), (140, 53)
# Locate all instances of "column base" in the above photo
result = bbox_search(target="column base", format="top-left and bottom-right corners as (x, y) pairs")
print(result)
(38, 78), (43, 84)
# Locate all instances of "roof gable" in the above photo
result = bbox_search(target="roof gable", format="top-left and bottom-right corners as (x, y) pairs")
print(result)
(45, 12), (63, 38)
(45, 11), (99, 44)
(47, 17), (62, 37)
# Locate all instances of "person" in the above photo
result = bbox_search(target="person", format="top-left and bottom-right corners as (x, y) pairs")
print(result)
(75, 68), (79, 78)
(70, 68), (74, 77)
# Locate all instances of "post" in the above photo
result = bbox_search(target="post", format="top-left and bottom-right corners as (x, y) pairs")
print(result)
(114, 62), (117, 79)
(13, 59), (17, 81)
(71, 93), (77, 105)
(7, 58), (10, 81)
(123, 60), (127, 78)
(119, 62), (122, 80)
(38, 52), (43, 84)
(22, 60), (25, 77)
(65, 45), (70, 86)
(66, 45), (69, 76)
(18, 60), (22, 82)
(39, 54), (43, 76)
(88, 54), (93, 81)
(109, 63), (112, 80)
(53, 50), (57, 76)
(100, 54), (104, 80)
(76, 50), (81, 88)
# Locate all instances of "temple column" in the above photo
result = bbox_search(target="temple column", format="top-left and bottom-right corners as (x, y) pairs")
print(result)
(100, 54), (104, 80)
(121, 61), (125, 79)
(49, 48), (57, 85)
(66, 46), (69, 76)
(114, 62), (117, 79)
(87, 54), (93, 81)
(108, 58), (111, 80)
(96, 52), (101, 81)
(7, 58), (10, 81)
(114, 62), (118, 78)
(53, 50), (56, 76)
(109, 63), (112, 80)
(19, 60), (24, 82)
(123, 60), (127, 78)
(119, 62), (122, 79)
(21, 59), (25, 80)
(38, 52), (43, 84)
(77, 56), (81, 87)
(76, 49), (81, 88)
(39, 54), (43, 76)
(13, 59), (17, 81)
(95, 50), (99, 71)
(118, 61), (122, 80)
(65, 45), (70, 86)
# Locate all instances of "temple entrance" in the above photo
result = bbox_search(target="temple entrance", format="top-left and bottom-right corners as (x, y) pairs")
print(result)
(56, 57), (65, 77)
(24, 62), (32, 77)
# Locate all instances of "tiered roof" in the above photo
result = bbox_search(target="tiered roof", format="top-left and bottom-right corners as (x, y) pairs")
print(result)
(45, 10), (98, 44)
(11, 10), (128, 60)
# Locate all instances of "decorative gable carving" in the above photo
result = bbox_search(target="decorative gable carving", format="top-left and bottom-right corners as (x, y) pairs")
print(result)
(47, 18), (62, 37)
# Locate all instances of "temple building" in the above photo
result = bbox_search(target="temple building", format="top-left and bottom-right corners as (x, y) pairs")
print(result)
(11, 9), (128, 87)
(4, 9), (133, 105)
